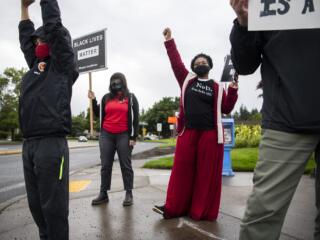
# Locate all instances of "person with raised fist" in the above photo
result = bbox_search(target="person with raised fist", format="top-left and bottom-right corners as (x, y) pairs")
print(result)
(19, 0), (78, 239)
(229, 0), (320, 239)
(153, 27), (238, 221)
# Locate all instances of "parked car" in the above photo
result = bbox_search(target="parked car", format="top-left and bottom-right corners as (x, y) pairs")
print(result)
(143, 133), (159, 141)
(78, 136), (88, 142)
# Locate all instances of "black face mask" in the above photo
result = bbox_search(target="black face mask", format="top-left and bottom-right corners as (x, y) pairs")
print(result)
(194, 65), (211, 77)
(110, 82), (123, 94)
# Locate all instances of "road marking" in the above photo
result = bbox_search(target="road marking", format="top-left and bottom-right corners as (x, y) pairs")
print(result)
(69, 180), (91, 193)
(0, 180), (92, 194)
(177, 218), (226, 240)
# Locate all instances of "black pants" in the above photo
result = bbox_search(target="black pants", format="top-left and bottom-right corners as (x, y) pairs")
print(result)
(99, 130), (134, 192)
(22, 137), (69, 240)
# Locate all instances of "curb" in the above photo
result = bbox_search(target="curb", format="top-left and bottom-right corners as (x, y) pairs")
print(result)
(0, 144), (99, 156)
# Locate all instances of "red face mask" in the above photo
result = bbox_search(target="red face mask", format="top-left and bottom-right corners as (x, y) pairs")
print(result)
(35, 43), (50, 60)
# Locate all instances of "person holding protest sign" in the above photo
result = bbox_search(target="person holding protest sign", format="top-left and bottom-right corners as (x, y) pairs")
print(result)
(88, 72), (139, 207)
(152, 28), (238, 220)
(19, 0), (78, 239)
(229, 0), (320, 239)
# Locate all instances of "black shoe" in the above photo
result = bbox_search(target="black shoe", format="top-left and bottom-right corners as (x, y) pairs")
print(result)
(122, 191), (133, 206)
(91, 191), (109, 205)
(152, 205), (165, 216)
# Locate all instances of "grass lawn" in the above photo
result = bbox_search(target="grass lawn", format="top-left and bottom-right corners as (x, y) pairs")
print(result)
(143, 138), (177, 148)
(142, 147), (316, 174)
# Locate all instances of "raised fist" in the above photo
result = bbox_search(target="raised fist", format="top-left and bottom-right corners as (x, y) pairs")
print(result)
(230, 0), (248, 27)
(22, 0), (35, 8)
(163, 28), (172, 41)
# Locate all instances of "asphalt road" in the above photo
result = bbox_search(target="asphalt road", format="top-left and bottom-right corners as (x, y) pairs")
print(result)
(0, 142), (159, 204)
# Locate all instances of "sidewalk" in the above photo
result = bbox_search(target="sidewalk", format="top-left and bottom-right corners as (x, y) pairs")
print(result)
(0, 157), (316, 240)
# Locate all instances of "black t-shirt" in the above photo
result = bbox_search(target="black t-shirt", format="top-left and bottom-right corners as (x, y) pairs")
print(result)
(184, 79), (215, 129)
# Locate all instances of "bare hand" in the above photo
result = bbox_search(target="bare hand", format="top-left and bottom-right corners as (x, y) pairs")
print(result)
(230, 0), (248, 27)
(88, 90), (96, 99)
(229, 81), (238, 89)
(22, 0), (35, 8)
(129, 140), (136, 146)
(163, 28), (172, 41)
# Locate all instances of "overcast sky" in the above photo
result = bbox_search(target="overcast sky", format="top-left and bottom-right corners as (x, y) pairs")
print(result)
(1, 0), (262, 115)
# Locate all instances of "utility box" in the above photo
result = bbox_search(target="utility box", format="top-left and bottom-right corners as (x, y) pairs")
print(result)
(222, 118), (235, 176)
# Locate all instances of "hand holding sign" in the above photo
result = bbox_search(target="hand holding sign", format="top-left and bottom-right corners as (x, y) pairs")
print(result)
(230, 0), (248, 27)
(88, 90), (96, 100)
(163, 28), (172, 41)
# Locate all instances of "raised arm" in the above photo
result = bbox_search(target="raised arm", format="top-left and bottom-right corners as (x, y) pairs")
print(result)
(40, 0), (77, 76)
(88, 90), (100, 118)
(221, 84), (238, 114)
(19, 0), (36, 69)
(163, 28), (189, 88)
(229, 0), (262, 75)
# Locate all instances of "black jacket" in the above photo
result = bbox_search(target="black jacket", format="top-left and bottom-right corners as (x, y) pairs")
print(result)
(92, 93), (139, 140)
(230, 20), (320, 134)
(19, 0), (79, 138)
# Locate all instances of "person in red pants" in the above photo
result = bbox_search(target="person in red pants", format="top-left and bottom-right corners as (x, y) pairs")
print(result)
(153, 28), (238, 221)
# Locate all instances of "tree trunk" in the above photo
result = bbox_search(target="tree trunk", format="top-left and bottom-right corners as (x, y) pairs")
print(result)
(11, 129), (14, 141)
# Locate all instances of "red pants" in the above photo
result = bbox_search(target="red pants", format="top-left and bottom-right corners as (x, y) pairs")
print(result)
(164, 129), (224, 221)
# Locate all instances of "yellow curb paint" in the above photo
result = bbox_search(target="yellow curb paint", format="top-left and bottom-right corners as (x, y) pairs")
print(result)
(69, 180), (91, 193)
(0, 150), (22, 155)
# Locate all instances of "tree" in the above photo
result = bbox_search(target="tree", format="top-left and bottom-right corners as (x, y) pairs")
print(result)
(71, 108), (100, 137)
(0, 68), (26, 140)
(140, 97), (180, 138)
(85, 107), (99, 132)
(71, 111), (87, 137)
(232, 104), (262, 123)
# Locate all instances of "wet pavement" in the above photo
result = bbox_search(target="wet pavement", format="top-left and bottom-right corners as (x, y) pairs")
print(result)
(0, 142), (160, 204)
(0, 157), (316, 240)
(0, 140), (99, 155)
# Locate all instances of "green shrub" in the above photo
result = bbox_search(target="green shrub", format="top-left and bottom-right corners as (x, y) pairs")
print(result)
(235, 125), (261, 148)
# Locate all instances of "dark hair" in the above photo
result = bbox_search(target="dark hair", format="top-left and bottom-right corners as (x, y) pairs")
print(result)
(190, 53), (213, 72)
(108, 72), (130, 100)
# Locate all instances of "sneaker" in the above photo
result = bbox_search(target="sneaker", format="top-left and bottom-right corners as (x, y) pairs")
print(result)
(91, 191), (109, 205)
(152, 205), (165, 216)
(122, 191), (133, 206)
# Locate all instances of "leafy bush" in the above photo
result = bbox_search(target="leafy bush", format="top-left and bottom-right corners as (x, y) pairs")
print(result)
(235, 125), (261, 148)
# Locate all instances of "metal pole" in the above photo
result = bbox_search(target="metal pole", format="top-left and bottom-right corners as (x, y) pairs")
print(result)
(89, 72), (94, 137)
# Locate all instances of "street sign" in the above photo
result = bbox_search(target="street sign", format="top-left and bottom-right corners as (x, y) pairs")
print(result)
(221, 55), (236, 82)
(249, 0), (320, 31)
(73, 29), (107, 74)
(157, 123), (162, 132)
(168, 116), (177, 124)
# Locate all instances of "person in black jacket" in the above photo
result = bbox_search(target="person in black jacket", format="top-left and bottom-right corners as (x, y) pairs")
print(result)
(229, 1), (320, 239)
(88, 72), (139, 207)
(19, 0), (78, 239)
